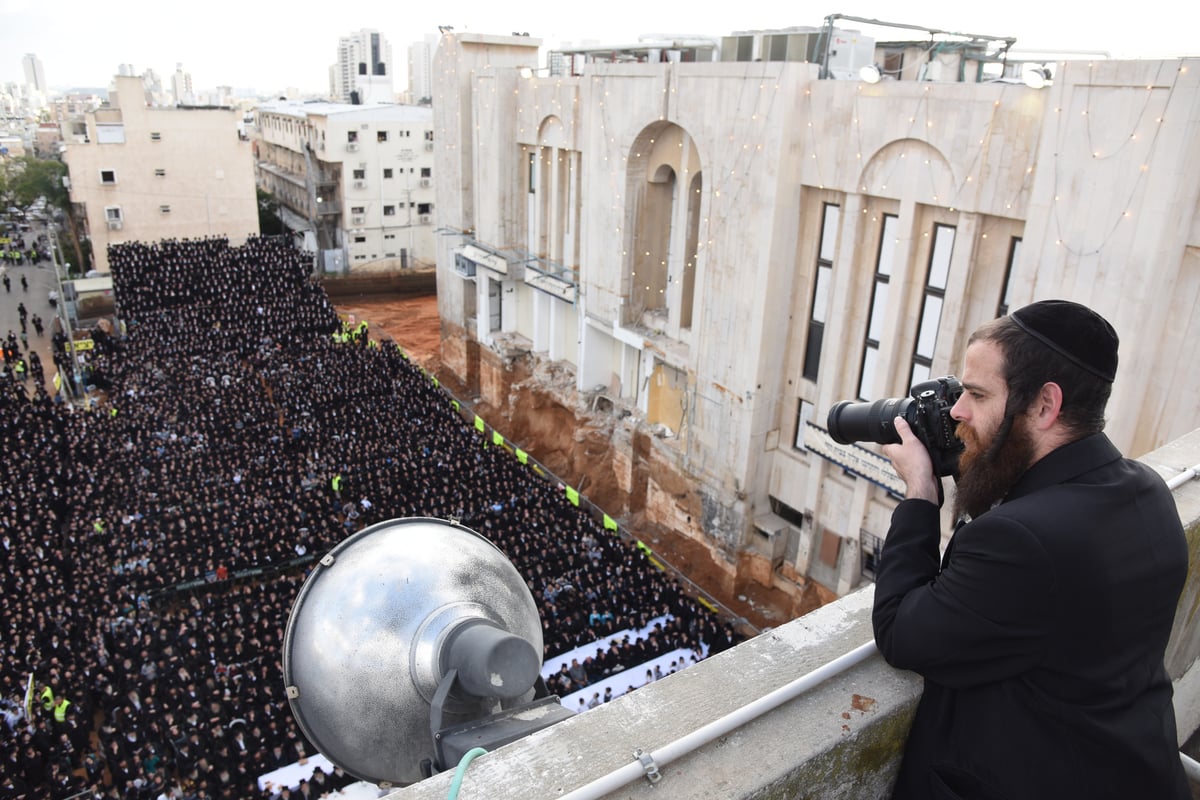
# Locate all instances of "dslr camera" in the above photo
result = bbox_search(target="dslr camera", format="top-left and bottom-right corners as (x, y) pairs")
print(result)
(826, 376), (965, 479)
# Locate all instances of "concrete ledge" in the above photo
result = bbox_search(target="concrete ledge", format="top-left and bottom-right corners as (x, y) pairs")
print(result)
(1152, 428), (1200, 741)
(386, 588), (918, 800)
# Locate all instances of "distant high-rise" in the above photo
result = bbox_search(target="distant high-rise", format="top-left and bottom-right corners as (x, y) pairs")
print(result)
(331, 29), (394, 104)
(408, 35), (437, 103)
(22, 53), (46, 93)
(143, 68), (167, 106)
(171, 63), (194, 106)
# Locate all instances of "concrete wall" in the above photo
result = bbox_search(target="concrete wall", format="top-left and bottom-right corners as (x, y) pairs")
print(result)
(319, 268), (436, 299)
(385, 427), (1200, 800)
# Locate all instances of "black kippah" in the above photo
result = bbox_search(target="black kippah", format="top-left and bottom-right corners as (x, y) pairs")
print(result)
(1009, 299), (1119, 382)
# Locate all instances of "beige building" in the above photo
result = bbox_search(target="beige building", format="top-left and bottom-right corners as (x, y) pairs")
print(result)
(253, 101), (436, 272)
(431, 31), (1200, 606)
(63, 75), (259, 273)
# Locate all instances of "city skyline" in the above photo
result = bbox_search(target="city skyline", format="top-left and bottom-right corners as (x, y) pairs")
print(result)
(2, 0), (1198, 95)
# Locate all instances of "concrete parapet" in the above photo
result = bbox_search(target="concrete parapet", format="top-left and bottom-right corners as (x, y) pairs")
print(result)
(386, 587), (916, 800)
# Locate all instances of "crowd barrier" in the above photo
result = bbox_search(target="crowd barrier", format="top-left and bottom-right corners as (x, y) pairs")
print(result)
(556, 647), (706, 712)
(540, 614), (676, 681)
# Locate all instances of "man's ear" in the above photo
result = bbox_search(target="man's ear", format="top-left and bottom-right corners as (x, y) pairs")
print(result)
(1030, 381), (1064, 430)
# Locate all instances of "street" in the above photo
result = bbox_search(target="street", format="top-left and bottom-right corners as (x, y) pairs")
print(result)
(0, 231), (73, 397)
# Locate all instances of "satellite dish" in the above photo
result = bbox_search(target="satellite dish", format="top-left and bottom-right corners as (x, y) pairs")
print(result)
(283, 517), (568, 787)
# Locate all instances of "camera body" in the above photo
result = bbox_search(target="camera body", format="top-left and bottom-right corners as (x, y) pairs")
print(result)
(827, 376), (965, 479)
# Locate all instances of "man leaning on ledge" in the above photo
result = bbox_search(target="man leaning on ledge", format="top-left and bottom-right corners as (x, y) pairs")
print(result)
(873, 299), (1190, 800)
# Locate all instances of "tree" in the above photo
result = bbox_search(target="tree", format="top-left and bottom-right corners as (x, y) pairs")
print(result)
(0, 158), (18, 212)
(8, 155), (65, 210)
(4, 155), (85, 271)
(257, 188), (286, 236)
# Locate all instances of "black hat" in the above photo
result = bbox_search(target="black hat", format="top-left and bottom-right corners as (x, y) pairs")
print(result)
(1009, 299), (1118, 382)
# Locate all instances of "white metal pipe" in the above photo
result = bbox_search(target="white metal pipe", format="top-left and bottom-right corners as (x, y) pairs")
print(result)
(558, 640), (879, 800)
(1166, 462), (1200, 491)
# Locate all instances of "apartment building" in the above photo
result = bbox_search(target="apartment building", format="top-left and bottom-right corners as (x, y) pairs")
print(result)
(63, 75), (259, 273)
(22, 53), (47, 94)
(431, 31), (1200, 604)
(253, 101), (435, 272)
(330, 29), (396, 105)
(407, 35), (437, 104)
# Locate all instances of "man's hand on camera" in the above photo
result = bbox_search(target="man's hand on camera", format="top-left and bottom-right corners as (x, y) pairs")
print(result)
(882, 417), (940, 504)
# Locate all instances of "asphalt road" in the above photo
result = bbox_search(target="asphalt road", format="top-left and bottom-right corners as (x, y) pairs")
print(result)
(0, 242), (71, 397)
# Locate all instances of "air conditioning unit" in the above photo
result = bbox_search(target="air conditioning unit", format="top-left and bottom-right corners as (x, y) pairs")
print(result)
(107, 219), (123, 230)
(346, 142), (359, 152)
(353, 180), (367, 189)
(425, 141), (434, 151)
(420, 178), (432, 188)
(351, 215), (366, 225)
(753, 514), (794, 570)
(418, 213), (431, 224)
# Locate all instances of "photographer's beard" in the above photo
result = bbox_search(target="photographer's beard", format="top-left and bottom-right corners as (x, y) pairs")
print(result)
(952, 411), (1037, 521)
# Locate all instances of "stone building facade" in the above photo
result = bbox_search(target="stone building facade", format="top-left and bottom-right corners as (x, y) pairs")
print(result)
(431, 31), (1200, 605)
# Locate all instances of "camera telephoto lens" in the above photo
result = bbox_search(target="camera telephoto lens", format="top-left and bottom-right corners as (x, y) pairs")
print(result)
(827, 397), (912, 445)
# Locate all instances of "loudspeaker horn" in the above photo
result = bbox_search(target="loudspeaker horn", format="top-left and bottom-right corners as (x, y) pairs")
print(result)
(282, 517), (548, 786)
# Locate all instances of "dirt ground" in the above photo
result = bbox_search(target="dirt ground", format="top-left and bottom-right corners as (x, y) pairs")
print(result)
(333, 293), (805, 632)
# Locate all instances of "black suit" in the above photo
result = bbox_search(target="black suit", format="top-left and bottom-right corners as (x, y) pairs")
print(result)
(873, 434), (1189, 799)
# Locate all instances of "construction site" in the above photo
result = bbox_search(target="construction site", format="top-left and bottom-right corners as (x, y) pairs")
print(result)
(328, 278), (835, 635)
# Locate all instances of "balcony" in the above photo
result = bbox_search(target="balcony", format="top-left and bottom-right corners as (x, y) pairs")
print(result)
(385, 428), (1200, 799)
(256, 161), (307, 190)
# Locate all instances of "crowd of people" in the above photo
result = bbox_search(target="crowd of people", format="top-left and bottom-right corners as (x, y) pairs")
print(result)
(0, 235), (742, 799)
(0, 228), (50, 271)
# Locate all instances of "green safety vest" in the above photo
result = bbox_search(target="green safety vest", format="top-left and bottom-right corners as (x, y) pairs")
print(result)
(53, 697), (70, 722)
(332, 475), (343, 492)
(41, 686), (54, 711)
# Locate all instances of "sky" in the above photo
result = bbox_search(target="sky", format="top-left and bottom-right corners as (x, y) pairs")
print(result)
(2, 0), (1198, 95)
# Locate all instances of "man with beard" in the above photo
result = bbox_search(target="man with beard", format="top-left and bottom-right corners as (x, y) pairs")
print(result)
(872, 299), (1189, 800)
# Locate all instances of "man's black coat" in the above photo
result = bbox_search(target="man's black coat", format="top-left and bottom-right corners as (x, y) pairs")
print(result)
(873, 433), (1190, 799)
